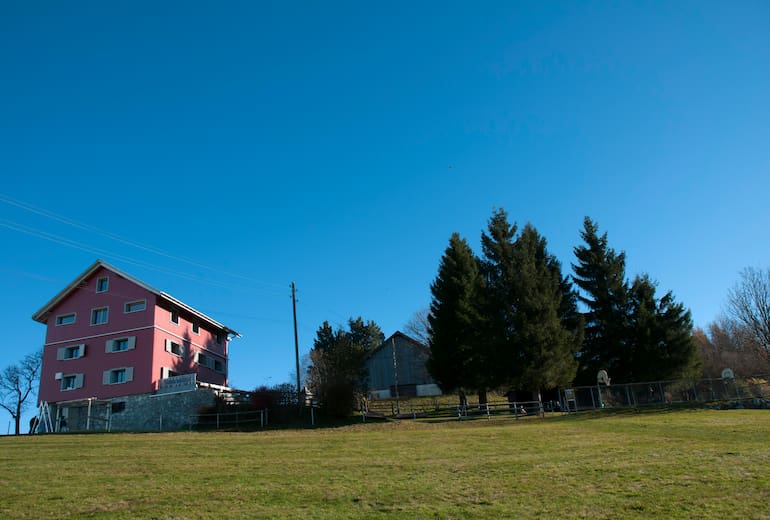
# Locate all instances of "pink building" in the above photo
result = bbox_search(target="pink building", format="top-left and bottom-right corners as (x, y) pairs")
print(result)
(33, 260), (239, 431)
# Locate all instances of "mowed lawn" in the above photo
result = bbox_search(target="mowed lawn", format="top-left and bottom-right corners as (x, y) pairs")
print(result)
(1, 409), (768, 519)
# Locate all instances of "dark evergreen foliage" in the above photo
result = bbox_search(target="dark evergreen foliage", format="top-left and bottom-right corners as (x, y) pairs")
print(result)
(572, 217), (699, 383)
(627, 275), (700, 381)
(482, 219), (580, 392)
(426, 233), (487, 394)
(308, 317), (383, 417)
(571, 217), (630, 383)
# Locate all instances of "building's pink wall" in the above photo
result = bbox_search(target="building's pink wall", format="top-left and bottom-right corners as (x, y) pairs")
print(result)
(39, 267), (157, 403)
(151, 305), (228, 388)
(38, 266), (232, 405)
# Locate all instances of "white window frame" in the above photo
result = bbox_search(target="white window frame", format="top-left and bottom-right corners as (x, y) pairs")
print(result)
(61, 373), (84, 391)
(90, 307), (109, 326)
(106, 336), (136, 353)
(124, 300), (146, 313)
(160, 367), (179, 379)
(55, 313), (76, 326)
(96, 276), (109, 293)
(170, 310), (179, 325)
(192, 322), (200, 335)
(165, 339), (184, 357)
(57, 343), (85, 361)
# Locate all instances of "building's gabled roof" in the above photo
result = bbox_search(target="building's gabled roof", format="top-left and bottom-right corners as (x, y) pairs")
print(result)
(368, 330), (428, 358)
(31, 259), (240, 337)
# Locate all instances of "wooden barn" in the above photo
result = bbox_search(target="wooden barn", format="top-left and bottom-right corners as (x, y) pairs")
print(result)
(366, 331), (441, 398)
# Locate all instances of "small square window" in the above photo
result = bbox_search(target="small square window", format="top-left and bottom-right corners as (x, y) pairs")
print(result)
(91, 307), (109, 325)
(111, 402), (126, 414)
(55, 313), (76, 326)
(124, 300), (146, 313)
(214, 359), (225, 373)
(168, 341), (183, 356)
(96, 277), (109, 293)
(192, 322), (200, 334)
(61, 375), (78, 391)
(111, 369), (126, 384)
(170, 311), (179, 324)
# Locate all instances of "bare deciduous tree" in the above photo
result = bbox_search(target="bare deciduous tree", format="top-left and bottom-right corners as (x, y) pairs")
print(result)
(726, 267), (770, 354)
(694, 320), (770, 378)
(0, 350), (42, 435)
(403, 308), (430, 345)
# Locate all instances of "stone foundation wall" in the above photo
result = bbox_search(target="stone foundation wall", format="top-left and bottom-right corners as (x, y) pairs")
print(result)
(45, 388), (218, 432)
(109, 388), (217, 431)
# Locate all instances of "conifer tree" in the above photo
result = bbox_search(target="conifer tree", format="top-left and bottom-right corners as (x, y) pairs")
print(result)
(427, 233), (487, 396)
(508, 225), (581, 391)
(479, 209), (519, 399)
(627, 275), (700, 381)
(572, 217), (699, 383)
(479, 212), (580, 396)
(571, 217), (630, 383)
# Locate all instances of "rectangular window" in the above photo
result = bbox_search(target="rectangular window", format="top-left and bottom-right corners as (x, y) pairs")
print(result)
(105, 336), (136, 353)
(192, 322), (200, 334)
(170, 310), (179, 324)
(57, 344), (85, 360)
(197, 352), (210, 367)
(111, 402), (126, 414)
(55, 313), (76, 326)
(96, 277), (109, 293)
(213, 359), (225, 373)
(91, 307), (109, 325)
(103, 367), (133, 385)
(61, 373), (84, 391)
(215, 333), (223, 345)
(124, 300), (146, 313)
(161, 367), (179, 379)
(165, 339), (184, 357)
(112, 369), (126, 384)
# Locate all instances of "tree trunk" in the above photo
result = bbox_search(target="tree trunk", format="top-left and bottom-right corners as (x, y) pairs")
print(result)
(14, 401), (21, 436)
(478, 389), (488, 407)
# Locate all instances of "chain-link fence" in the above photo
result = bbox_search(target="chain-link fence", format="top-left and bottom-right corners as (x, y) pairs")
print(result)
(562, 375), (770, 411)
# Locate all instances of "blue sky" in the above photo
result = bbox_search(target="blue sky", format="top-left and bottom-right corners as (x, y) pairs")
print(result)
(1, 1), (769, 428)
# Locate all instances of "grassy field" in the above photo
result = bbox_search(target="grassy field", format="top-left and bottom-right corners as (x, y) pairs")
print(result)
(1, 409), (769, 519)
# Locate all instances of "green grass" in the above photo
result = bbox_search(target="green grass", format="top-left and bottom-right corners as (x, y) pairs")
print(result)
(2, 409), (769, 519)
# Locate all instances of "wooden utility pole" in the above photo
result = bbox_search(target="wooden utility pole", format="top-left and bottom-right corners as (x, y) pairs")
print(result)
(392, 336), (400, 415)
(291, 282), (301, 406)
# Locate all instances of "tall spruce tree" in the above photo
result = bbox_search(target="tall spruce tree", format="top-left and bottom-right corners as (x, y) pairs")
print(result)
(627, 275), (700, 381)
(572, 217), (699, 383)
(427, 233), (487, 397)
(508, 224), (581, 392)
(480, 211), (580, 396)
(479, 209), (519, 400)
(571, 217), (630, 383)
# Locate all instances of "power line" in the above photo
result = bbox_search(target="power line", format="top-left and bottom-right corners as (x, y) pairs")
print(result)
(0, 192), (286, 290)
(0, 218), (284, 296)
